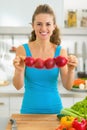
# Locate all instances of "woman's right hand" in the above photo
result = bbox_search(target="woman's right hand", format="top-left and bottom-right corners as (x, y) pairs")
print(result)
(13, 55), (25, 71)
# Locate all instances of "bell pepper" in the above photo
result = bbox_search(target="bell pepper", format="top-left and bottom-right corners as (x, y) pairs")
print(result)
(72, 118), (87, 130)
(60, 116), (75, 129)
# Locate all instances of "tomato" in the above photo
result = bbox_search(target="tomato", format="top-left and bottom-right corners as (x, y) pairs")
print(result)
(55, 56), (67, 67)
(56, 124), (68, 130)
(24, 57), (35, 67)
(44, 58), (55, 69)
(34, 58), (44, 69)
(68, 128), (76, 130)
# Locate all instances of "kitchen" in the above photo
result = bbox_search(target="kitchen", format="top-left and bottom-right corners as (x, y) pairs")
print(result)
(0, 0), (87, 129)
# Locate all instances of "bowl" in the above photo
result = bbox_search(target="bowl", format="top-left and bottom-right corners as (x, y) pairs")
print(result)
(77, 72), (87, 78)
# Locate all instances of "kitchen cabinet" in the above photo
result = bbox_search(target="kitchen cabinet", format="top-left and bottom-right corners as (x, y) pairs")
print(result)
(61, 97), (74, 107)
(0, 97), (10, 117)
(73, 97), (84, 104)
(0, 95), (23, 117)
(9, 96), (23, 115)
(0, 85), (87, 116)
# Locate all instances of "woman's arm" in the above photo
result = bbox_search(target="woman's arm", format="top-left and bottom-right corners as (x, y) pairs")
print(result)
(60, 48), (78, 90)
(13, 46), (26, 90)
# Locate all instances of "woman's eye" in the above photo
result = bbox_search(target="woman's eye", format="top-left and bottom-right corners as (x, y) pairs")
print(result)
(46, 23), (51, 26)
(37, 23), (41, 26)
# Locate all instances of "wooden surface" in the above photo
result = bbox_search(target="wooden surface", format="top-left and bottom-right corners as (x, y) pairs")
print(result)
(6, 114), (60, 130)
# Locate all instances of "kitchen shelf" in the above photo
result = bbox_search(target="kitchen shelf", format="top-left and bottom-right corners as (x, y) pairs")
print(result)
(61, 27), (87, 36)
(0, 26), (87, 36)
(0, 26), (32, 35)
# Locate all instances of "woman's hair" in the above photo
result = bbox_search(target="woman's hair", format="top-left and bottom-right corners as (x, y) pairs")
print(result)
(29, 4), (61, 45)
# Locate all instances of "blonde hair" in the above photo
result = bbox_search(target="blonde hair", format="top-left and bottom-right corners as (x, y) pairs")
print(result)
(29, 4), (61, 45)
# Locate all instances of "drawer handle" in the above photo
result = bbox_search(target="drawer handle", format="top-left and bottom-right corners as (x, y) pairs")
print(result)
(0, 102), (5, 105)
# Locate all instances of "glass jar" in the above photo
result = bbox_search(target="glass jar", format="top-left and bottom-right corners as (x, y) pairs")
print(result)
(67, 10), (77, 27)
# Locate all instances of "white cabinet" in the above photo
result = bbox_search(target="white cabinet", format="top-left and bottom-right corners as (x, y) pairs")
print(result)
(61, 97), (74, 107)
(9, 96), (23, 115)
(73, 97), (84, 104)
(0, 97), (9, 117)
(0, 96), (23, 117)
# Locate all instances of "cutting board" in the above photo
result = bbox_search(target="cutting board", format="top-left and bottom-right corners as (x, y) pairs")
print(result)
(6, 114), (60, 130)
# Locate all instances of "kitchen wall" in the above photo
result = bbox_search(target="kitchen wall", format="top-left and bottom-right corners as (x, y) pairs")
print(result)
(64, 0), (87, 10)
(0, 0), (63, 27)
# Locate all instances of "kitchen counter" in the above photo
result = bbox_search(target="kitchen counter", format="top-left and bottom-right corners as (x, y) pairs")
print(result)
(0, 82), (86, 117)
(0, 82), (87, 98)
(6, 114), (60, 130)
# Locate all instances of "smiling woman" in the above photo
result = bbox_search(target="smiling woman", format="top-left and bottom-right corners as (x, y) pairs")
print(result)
(12, 4), (78, 114)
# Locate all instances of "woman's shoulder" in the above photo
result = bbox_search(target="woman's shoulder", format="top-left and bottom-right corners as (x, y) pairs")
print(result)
(60, 47), (67, 57)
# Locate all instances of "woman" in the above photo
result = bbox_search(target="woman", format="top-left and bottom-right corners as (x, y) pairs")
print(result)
(13, 4), (78, 114)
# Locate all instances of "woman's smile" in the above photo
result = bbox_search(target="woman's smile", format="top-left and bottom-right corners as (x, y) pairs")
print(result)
(40, 31), (49, 37)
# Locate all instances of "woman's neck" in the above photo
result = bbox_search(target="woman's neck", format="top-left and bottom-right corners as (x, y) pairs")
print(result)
(34, 39), (52, 50)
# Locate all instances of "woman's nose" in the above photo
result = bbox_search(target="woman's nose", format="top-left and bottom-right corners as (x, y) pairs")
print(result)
(41, 25), (47, 31)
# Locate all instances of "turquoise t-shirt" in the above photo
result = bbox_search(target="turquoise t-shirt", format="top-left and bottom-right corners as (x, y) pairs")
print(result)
(20, 43), (63, 114)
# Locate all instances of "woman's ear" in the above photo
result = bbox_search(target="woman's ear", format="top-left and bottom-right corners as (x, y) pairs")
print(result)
(53, 24), (56, 30)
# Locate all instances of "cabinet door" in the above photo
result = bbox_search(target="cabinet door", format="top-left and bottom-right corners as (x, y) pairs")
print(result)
(61, 97), (74, 108)
(0, 97), (9, 117)
(10, 96), (23, 115)
(73, 97), (84, 104)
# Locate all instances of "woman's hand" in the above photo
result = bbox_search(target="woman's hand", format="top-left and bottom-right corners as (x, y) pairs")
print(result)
(13, 55), (25, 71)
(67, 55), (78, 72)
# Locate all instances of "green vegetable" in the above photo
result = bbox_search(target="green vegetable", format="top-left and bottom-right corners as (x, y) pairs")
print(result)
(73, 85), (79, 88)
(57, 113), (66, 120)
(71, 96), (87, 118)
(60, 108), (84, 118)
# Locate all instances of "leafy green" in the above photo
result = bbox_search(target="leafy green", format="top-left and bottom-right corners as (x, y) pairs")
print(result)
(60, 108), (83, 118)
(60, 97), (87, 119)
(71, 96), (87, 118)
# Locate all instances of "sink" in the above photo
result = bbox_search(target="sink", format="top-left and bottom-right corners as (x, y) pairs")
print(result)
(0, 117), (9, 130)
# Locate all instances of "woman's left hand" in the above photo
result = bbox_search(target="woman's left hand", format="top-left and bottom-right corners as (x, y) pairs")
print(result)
(67, 55), (78, 71)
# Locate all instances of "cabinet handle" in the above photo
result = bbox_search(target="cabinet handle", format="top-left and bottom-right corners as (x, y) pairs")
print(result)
(0, 102), (5, 105)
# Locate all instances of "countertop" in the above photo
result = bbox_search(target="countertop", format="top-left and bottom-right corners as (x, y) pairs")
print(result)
(0, 82), (87, 98)
(6, 114), (60, 130)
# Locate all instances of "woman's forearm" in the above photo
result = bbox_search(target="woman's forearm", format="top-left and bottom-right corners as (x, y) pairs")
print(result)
(13, 69), (24, 90)
(63, 69), (75, 90)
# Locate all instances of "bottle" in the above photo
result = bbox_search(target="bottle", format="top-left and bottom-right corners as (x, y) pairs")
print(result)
(80, 9), (87, 27)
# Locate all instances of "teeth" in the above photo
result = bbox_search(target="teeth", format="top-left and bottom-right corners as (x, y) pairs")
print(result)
(41, 32), (47, 35)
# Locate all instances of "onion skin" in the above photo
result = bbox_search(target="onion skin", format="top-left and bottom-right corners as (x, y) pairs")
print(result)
(55, 56), (68, 67)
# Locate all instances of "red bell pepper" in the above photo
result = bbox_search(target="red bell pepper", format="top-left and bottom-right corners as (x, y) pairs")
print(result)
(72, 118), (87, 130)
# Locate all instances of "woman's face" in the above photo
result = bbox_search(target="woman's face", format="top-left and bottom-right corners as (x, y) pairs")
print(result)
(32, 13), (56, 41)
